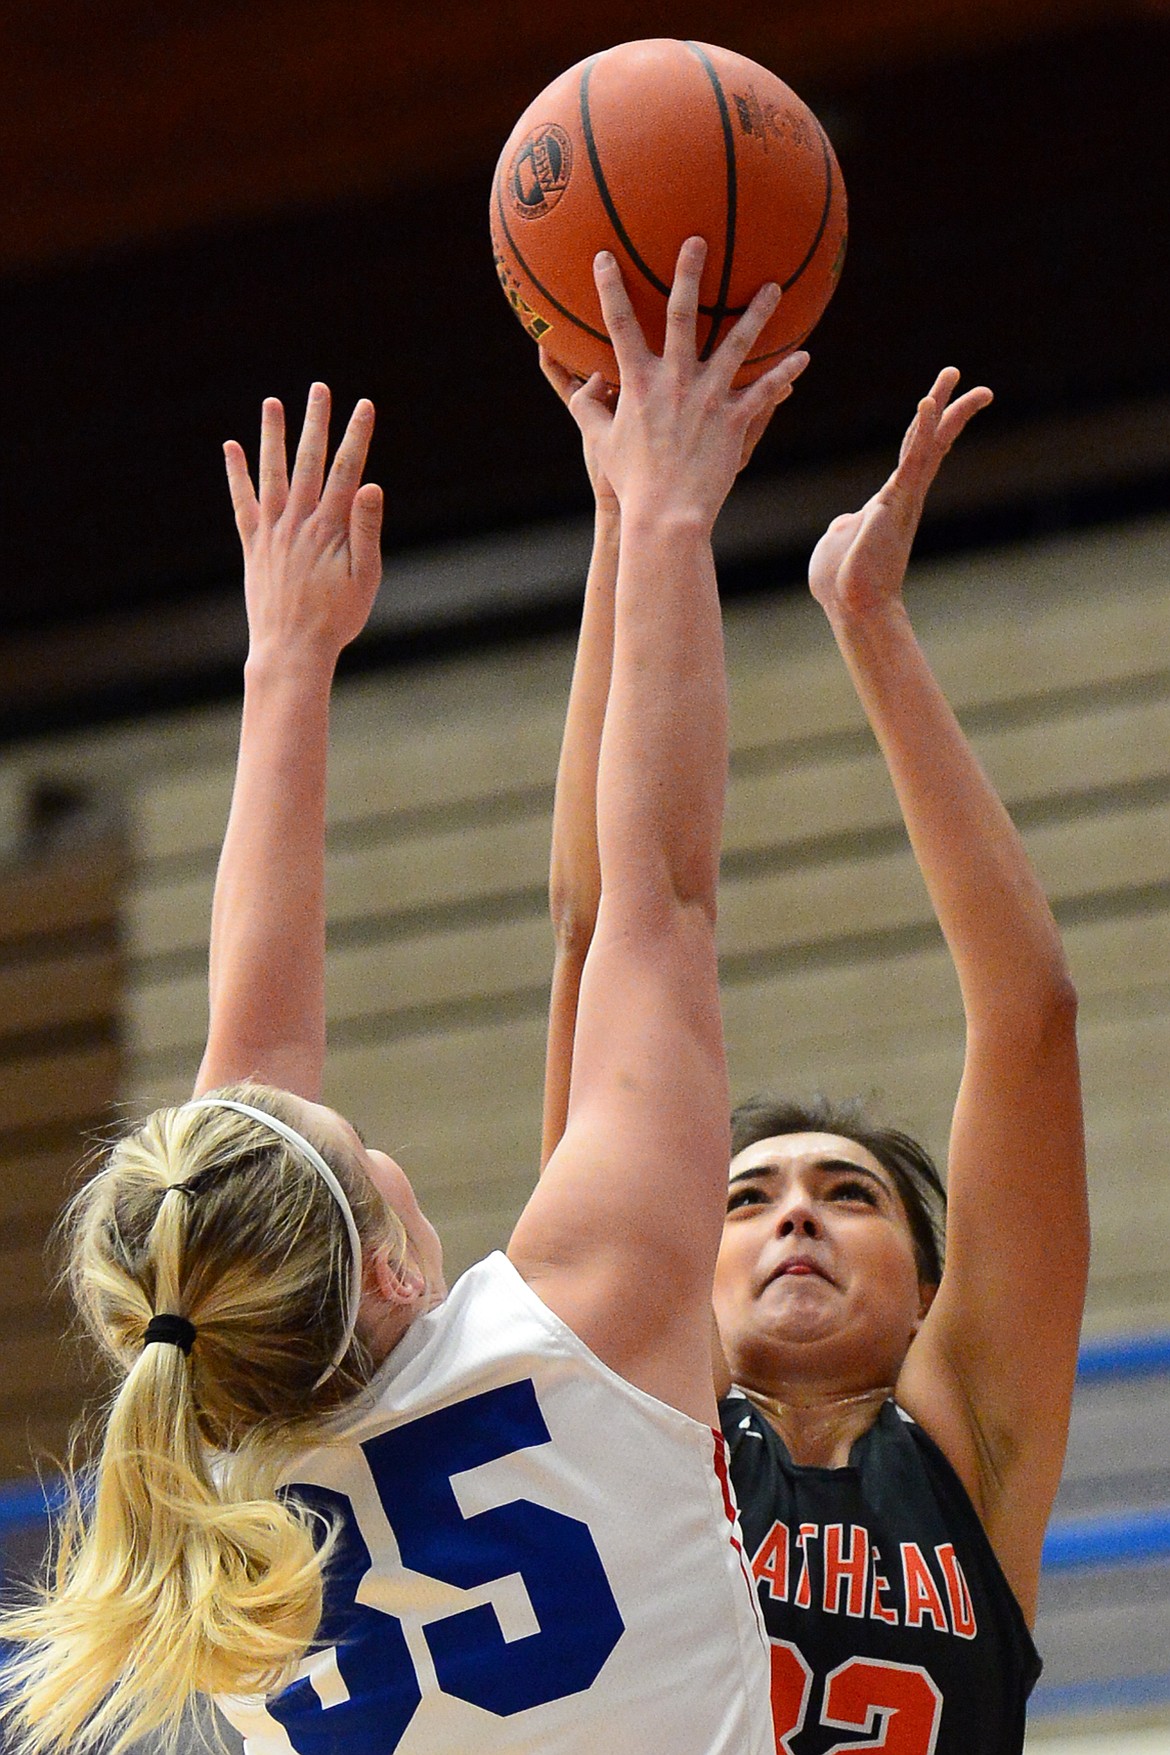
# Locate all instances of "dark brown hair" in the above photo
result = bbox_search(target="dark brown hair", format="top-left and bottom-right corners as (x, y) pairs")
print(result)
(730, 1094), (946, 1286)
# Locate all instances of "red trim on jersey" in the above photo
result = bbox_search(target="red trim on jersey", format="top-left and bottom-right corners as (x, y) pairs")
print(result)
(712, 1427), (759, 1605)
(712, 1428), (739, 1527)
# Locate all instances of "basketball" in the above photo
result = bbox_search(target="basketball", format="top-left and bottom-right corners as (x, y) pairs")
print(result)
(491, 39), (848, 386)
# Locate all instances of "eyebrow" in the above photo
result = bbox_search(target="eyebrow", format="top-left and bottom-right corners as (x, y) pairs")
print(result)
(728, 1159), (892, 1194)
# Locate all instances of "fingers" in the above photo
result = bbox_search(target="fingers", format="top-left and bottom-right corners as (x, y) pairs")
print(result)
(539, 349), (579, 407)
(710, 279), (782, 386)
(922, 368), (992, 441)
(223, 439), (260, 543)
(927, 366), (962, 411)
(936, 383), (993, 450)
(899, 368), (953, 458)
(240, 388), (377, 531)
(741, 348), (810, 411)
(257, 397), (289, 519)
(734, 349), (810, 443)
(901, 369), (992, 470)
(890, 369), (993, 512)
(662, 236), (707, 363)
(321, 398), (376, 521)
(288, 381), (332, 512)
(566, 371), (615, 448)
(593, 251), (651, 380)
(349, 481), (384, 589)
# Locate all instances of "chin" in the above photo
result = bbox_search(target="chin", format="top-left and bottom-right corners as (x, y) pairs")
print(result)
(735, 1318), (838, 1379)
(740, 1305), (903, 1383)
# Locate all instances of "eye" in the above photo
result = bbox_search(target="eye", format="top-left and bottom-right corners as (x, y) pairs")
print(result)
(726, 1184), (768, 1214)
(828, 1178), (879, 1206)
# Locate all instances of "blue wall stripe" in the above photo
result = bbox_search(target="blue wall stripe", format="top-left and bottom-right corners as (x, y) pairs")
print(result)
(1043, 1505), (1170, 1571)
(1030, 1671), (1170, 1717)
(0, 1477), (66, 1532)
(1, 1331), (1168, 1545)
(1077, 1330), (1170, 1381)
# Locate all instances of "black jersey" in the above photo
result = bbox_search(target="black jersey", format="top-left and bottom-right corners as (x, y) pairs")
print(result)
(721, 1391), (1040, 1755)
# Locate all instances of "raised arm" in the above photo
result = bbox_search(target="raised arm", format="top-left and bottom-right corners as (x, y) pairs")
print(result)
(539, 350), (801, 1168)
(540, 355), (618, 1168)
(195, 386), (383, 1099)
(810, 370), (1088, 1618)
(511, 241), (807, 1422)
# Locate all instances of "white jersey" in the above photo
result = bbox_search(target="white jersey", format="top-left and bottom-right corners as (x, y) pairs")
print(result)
(221, 1251), (771, 1755)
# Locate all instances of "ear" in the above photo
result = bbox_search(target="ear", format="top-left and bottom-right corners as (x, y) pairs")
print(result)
(914, 1279), (939, 1326)
(369, 1244), (425, 1308)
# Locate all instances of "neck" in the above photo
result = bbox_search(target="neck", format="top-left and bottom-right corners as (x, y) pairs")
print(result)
(743, 1382), (892, 1468)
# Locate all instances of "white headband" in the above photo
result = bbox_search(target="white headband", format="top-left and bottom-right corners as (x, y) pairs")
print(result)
(183, 1097), (365, 1388)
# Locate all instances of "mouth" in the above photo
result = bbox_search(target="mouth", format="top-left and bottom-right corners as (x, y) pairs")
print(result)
(763, 1256), (835, 1290)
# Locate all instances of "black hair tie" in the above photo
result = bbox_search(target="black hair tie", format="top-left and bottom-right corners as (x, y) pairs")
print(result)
(143, 1313), (197, 1355)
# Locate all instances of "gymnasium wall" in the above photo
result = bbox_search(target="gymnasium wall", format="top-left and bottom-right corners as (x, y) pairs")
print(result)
(0, 509), (1165, 1375)
(0, 825), (124, 1477)
(117, 512), (1170, 1336)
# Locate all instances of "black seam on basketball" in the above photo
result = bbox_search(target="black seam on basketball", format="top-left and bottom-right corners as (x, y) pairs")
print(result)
(779, 118), (836, 293)
(692, 113), (840, 341)
(579, 57), (673, 300)
(742, 335), (810, 368)
(684, 42), (737, 359)
(494, 166), (610, 345)
(580, 51), (729, 319)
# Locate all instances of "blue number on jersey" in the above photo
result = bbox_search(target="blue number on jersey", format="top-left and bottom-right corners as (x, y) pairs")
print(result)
(267, 1479), (422, 1750)
(268, 1378), (625, 1750)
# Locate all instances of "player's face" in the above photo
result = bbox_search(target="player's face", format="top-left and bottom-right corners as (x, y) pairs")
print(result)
(714, 1132), (931, 1397)
(294, 1098), (446, 1301)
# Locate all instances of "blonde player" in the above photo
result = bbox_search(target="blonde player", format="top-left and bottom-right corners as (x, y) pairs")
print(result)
(0, 241), (803, 1755)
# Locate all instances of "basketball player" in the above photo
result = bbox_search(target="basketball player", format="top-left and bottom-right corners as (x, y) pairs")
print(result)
(540, 363), (1089, 1754)
(0, 241), (802, 1755)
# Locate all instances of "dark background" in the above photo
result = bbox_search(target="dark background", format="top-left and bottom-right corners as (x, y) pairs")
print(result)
(2, 0), (1169, 733)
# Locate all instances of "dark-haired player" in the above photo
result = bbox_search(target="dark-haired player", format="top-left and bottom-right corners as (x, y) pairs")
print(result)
(541, 365), (1088, 1754)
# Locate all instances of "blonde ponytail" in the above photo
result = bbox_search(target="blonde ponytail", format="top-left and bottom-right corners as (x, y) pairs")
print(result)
(0, 1085), (406, 1755)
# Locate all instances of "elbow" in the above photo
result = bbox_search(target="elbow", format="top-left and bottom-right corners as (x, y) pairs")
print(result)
(549, 877), (599, 962)
(674, 882), (719, 936)
(1001, 927), (1079, 1032)
(968, 949), (1079, 1064)
(999, 958), (1079, 1060)
(1032, 956), (1079, 1039)
(669, 851), (720, 933)
(1050, 965), (1079, 1028)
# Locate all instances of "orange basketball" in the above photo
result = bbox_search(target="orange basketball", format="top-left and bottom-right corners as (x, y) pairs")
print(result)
(491, 39), (847, 386)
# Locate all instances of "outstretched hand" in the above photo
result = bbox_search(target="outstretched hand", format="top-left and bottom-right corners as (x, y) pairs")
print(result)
(552, 240), (809, 530)
(541, 337), (796, 514)
(224, 383), (384, 664)
(809, 368), (992, 620)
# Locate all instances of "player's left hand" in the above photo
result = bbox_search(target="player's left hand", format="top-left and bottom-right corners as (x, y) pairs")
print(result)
(809, 368), (991, 621)
(540, 349), (619, 515)
(224, 382), (384, 666)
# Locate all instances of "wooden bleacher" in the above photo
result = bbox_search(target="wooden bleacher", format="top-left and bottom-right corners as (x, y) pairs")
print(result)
(0, 509), (1168, 1484)
(121, 512), (1170, 1329)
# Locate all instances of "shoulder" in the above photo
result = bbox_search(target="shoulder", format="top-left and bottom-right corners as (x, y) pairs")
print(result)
(720, 1388), (770, 1448)
(718, 1390), (793, 1548)
(868, 1403), (1037, 1628)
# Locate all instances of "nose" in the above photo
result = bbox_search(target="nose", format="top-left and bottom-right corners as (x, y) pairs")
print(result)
(774, 1189), (823, 1239)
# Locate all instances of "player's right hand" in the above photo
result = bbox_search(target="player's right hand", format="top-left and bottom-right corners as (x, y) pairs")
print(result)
(568, 239), (808, 531)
